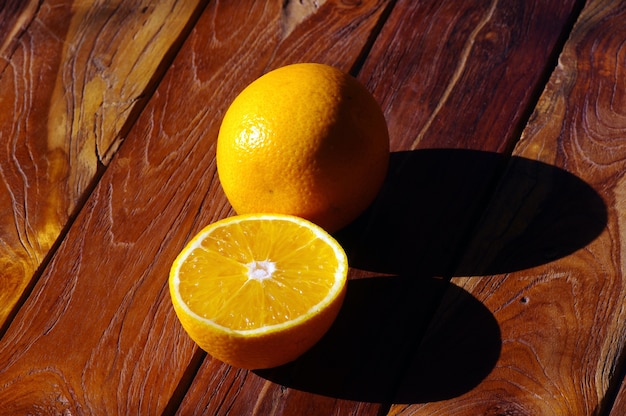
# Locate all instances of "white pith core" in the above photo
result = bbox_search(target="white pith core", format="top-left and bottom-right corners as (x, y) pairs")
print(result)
(247, 260), (276, 281)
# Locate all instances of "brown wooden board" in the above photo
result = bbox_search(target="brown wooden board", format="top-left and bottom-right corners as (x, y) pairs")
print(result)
(390, 0), (626, 414)
(359, 0), (582, 153)
(0, 0), (206, 327)
(0, 0), (394, 413)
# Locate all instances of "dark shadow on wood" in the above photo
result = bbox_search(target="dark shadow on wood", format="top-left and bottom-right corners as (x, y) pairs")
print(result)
(339, 149), (607, 277)
(256, 276), (501, 404)
(454, 152), (608, 276)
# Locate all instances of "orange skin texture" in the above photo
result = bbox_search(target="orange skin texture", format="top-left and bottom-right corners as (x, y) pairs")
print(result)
(216, 63), (389, 233)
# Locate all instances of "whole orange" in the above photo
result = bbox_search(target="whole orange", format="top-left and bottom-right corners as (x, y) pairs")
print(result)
(216, 63), (389, 232)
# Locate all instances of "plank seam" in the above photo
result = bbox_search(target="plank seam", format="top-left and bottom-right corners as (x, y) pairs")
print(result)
(599, 335), (626, 414)
(350, 0), (399, 77)
(161, 348), (206, 416)
(500, 0), (589, 158)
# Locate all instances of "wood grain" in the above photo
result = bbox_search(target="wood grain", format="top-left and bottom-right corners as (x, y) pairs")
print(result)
(0, 0), (206, 327)
(180, 358), (381, 415)
(390, 0), (626, 414)
(0, 0), (394, 413)
(0, 0), (39, 68)
(358, 0), (583, 153)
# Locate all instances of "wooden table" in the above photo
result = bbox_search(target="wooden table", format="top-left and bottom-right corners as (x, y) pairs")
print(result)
(1, 0), (625, 414)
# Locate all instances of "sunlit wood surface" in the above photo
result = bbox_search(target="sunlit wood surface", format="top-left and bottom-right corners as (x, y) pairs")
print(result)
(1, 0), (625, 414)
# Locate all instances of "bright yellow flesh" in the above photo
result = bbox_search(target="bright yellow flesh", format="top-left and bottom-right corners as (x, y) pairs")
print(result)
(175, 215), (345, 331)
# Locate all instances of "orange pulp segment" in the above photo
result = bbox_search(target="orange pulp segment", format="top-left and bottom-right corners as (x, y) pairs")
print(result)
(169, 213), (348, 369)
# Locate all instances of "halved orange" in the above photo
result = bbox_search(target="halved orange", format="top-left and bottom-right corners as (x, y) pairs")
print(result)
(169, 213), (348, 369)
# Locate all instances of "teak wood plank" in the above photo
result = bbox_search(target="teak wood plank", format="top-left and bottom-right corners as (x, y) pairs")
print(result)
(0, 0), (394, 414)
(183, 0), (582, 414)
(358, 0), (582, 153)
(390, 0), (626, 414)
(0, 0), (206, 327)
